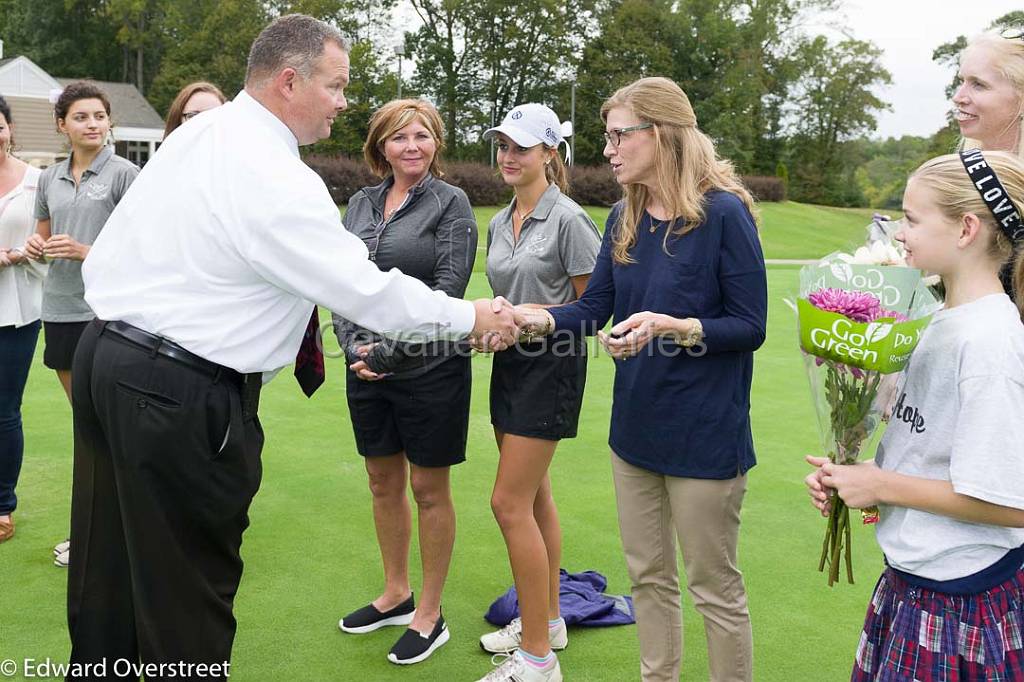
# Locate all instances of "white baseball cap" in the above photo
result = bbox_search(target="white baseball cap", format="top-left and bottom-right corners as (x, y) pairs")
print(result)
(483, 103), (573, 149)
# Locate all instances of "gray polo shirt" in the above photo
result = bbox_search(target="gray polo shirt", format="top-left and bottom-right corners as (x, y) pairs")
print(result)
(35, 146), (139, 321)
(486, 183), (601, 305)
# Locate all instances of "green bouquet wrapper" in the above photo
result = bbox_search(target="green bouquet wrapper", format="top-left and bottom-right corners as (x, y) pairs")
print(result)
(798, 257), (941, 585)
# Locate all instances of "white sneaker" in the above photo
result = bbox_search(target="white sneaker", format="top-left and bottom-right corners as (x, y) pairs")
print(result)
(54, 548), (69, 568)
(480, 617), (568, 654)
(53, 539), (70, 556)
(475, 651), (562, 682)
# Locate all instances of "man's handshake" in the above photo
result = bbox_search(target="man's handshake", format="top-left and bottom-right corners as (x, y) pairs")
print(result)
(469, 297), (517, 352)
(469, 299), (557, 352)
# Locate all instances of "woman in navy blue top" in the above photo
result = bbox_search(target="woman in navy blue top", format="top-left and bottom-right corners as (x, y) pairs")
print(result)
(518, 77), (767, 682)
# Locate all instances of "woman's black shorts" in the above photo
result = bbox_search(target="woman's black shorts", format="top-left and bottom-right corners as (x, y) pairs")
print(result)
(489, 338), (587, 441)
(43, 320), (91, 371)
(345, 354), (471, 468)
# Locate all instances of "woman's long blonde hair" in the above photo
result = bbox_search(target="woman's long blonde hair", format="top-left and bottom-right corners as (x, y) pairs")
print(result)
(600, 77), (757, 264)
(911, 151), (1024, 316)
(959, 32), (1024, 158)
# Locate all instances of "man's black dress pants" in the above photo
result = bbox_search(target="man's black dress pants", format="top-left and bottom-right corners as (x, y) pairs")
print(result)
(66, 320), (264, 681)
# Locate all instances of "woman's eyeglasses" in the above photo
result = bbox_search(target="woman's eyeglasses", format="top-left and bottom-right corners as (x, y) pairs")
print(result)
(603, 123), (654, 148)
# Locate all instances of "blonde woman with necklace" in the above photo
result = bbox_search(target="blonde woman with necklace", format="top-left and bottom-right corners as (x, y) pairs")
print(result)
(516, 77), (766, 682)
(474, 104), (600, 682)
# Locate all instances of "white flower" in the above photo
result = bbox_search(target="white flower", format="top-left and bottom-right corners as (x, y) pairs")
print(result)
(829, 240), (905, 266)
(824, 240), (942, 288)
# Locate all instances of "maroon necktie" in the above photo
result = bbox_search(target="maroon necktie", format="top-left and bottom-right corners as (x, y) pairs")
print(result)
(294, 307), (325, 397)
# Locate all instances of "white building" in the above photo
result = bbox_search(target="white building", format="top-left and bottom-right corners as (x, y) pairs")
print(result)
(0, 54), (164, 167)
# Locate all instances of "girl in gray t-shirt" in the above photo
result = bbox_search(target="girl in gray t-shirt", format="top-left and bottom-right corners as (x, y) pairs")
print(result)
(27, 82), (138, 391)
(24, 81), (138, 568)
(805, 152), (1024, 682)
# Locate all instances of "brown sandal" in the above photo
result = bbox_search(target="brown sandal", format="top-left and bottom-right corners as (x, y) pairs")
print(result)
(0, 516), (14, 543)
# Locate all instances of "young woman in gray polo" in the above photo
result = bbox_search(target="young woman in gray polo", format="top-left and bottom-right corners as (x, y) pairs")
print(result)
(24, 81), (138, 567)
(332, 99), (477, 665)
(474, 103), (600, 682)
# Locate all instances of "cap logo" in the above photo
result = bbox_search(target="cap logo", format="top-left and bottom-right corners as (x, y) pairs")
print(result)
(511, 111), (523, 120)
(545, 127), (558, 144)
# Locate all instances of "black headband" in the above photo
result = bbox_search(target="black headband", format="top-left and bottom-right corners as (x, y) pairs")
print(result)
(959, 149), (1024, 243)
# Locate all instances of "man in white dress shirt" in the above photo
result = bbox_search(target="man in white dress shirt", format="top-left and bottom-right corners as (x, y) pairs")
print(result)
(66, 14), (514, 681)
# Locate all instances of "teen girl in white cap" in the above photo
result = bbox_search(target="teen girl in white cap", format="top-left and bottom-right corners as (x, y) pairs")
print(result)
(474, 103), (601, 682)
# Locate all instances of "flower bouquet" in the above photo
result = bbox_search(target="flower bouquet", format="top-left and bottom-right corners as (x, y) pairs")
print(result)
(798, 251), (941, 586)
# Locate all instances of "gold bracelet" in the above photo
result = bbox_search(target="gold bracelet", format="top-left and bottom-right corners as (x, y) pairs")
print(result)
(519, 310), (549, 343)
(678, 318), (703, 347)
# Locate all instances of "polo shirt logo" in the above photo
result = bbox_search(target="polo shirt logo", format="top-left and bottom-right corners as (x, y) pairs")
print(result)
(525, 233), (548, 255)
(86, 183), (110, 201)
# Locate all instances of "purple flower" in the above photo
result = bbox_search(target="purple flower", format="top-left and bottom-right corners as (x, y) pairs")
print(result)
(807, 288), (881, 323)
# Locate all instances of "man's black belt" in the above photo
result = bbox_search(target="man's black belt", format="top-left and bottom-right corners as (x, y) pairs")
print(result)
(100, 320), (262, 418)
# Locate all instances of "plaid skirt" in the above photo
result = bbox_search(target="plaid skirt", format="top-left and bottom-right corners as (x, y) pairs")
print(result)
(851, 566), (1024, 681)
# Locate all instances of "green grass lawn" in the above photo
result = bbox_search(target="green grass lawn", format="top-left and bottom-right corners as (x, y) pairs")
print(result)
(755, 202), (896, 260)
(5, 262), (886, 681)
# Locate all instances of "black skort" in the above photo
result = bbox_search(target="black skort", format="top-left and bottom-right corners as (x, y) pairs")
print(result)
(489, 338), (587, 441)
(43, 320), (91, 371)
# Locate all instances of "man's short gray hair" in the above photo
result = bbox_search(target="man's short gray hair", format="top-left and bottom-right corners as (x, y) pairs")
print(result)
(245, 14), (350, 88)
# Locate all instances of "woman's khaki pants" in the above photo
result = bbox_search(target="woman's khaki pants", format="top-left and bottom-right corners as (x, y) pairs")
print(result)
(611, 452), (753, 682)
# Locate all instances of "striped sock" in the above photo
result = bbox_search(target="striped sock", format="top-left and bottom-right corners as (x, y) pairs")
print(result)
(519, 649), (555, 669)
(548, 618), (562, 629)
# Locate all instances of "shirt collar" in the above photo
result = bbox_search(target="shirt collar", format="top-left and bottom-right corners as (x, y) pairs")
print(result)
(531, 183), (562, 221)
(60, 145), (115, 182)
(235, 89), (300, 158)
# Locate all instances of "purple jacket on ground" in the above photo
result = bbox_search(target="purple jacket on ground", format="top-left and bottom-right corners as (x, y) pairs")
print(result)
(485, 570), (635, 627)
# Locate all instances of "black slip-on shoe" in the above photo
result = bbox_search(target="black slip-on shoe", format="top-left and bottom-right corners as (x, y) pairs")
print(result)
(338, 594), (415, 634)
(387, 614), (450, 665)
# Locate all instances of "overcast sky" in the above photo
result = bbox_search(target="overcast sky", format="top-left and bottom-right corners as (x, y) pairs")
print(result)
(390, 1), (1021, 141)
(815, 0), (1021, 139)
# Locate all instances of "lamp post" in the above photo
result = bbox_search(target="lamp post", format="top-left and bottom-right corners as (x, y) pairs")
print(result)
(570, 82), (576, 167)
(394, 42), (406, 99)
(489, 108), (496, 168)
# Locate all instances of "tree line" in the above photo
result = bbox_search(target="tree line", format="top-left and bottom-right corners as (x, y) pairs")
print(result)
(0, 1), (1019, 206)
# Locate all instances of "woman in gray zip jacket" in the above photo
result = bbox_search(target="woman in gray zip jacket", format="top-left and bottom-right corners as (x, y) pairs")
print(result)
(332, 99), (477, 666)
